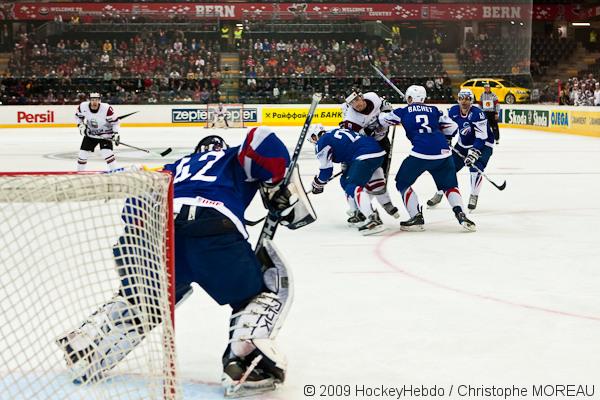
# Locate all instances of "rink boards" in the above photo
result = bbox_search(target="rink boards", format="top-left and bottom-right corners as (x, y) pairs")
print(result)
(0, 104), (599, 137)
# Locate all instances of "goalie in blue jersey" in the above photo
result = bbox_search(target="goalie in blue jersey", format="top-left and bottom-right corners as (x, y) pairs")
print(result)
(55, 127), (316, 398)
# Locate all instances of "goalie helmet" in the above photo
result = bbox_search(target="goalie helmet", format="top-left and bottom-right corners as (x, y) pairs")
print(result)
(457, 88), (474, 102)
(194, 135), (229, 153)
(405, 85), (426, 104)
(237, 126), (290, 185)
(307, 124), (326, 144)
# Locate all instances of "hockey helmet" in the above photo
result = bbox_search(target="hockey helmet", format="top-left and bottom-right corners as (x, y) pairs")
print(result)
(89, 92), (101, 100)
(307, 123), (326, 144)
(457, 88), (474, 102)
(405, 85), (427, 104)
(345, 90), (363, 105)
(194, 135), (229, 153)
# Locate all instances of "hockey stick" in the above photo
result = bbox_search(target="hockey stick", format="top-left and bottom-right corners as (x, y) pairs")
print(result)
(383, 125), (396, 183)
(116, 111), (139, 121)
(116, 140), (173, 157)
(245, 169), (342, 227)
(254, 93), (322, 253)
(366, 52), (405, 99)
(113, 111), (172, 156)
(450, 146), (506, 191)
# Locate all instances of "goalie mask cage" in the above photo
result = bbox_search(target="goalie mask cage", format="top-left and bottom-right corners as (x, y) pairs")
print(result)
(0, 170), (179, 400)
(205, 103), (246, 128)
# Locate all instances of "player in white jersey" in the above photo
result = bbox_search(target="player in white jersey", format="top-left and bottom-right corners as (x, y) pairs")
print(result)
(75, 93), (120, 171)
(339, 90), (399, 225)
(210, 103), (230, 129)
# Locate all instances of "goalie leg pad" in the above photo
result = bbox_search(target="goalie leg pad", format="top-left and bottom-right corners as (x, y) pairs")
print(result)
(223, 240), (292, 392)
(229, 240), (293, 355)
(55, 296), (145, 384)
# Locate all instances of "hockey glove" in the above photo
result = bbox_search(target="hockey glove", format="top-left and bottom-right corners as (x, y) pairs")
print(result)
(362, 120), (381, 137)
(311, 176), (326, 194)
(465, 148), (482, 166)
(113, 133), (120, 146)
(380, 99), (393, 113)
(78, 124), (89, 137)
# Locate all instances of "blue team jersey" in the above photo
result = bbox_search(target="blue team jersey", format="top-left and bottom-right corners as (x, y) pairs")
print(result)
(447, 104), (494, 150)
(164, 148), (260, 238)
(315, 128), (385, 181)
(163, 126), (291, 238)
(379, 103), (456, 160)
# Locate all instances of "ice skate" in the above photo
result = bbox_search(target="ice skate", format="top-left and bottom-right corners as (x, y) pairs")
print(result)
(467, 194), (478, 211)
(426, 192), (443, 208)
(222, 358), (280, 398)
(347, 210), (366, 227)
(400, 212), (425, 231)
(357, 213), (385, 236)
(453, 206), (476, 232)
(382, 202), (400, 218)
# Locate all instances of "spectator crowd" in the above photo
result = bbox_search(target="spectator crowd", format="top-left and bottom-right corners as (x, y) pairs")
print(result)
(238, 36), (450, 103)
(1, 28), (455, 105)
(2, 28), (222, 105)
(559, 74), (600, 106)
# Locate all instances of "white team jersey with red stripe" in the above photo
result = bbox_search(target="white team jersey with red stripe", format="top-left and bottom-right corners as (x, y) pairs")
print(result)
(75, 102), (119, 137)
(340, 92), (383, 132)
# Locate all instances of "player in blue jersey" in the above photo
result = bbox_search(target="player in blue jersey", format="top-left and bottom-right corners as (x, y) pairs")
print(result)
(426, 88), (495, 211)
(55, 127), (316, 397)
(309, 125), (388, 235)
(378, 85), (476, 232)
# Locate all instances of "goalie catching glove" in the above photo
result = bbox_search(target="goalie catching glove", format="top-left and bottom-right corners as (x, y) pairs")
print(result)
(465, 148), (482, 166)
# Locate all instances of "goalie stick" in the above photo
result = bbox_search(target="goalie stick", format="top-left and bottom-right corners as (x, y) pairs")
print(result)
(450, 146), (507, 191)
(254, 93), (322, 253)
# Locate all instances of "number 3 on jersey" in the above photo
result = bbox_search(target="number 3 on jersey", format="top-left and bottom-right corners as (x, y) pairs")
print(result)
(173, 151), (225, 183)
(416, 115), (432, 133)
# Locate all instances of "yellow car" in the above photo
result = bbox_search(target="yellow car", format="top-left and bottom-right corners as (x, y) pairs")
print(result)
(460, 78), (530, 104)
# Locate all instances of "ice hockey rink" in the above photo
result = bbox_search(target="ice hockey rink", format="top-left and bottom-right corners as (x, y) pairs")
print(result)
(0, 125), (599, 399)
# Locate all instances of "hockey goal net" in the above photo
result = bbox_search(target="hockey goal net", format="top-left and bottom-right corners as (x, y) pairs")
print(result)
(205, 103), (246, 128)
(0, 170), (178, 399)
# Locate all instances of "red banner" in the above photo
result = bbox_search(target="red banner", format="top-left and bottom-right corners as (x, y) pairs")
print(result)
(585, 6), (600, 19)
(0, 3), (593, 22)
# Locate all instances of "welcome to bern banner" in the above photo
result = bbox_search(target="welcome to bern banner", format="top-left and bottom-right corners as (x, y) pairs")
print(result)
(0, 3), (592, 22)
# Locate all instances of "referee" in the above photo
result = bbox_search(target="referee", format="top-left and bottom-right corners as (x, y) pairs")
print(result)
(479, 82), (500, 144)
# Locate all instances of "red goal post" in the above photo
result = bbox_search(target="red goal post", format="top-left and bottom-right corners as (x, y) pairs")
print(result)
(205, 103), (247, 128)
(0, 169), (178, 399)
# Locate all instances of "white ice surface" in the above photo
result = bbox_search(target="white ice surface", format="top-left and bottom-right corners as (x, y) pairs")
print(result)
(0, 126), (599, 399)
